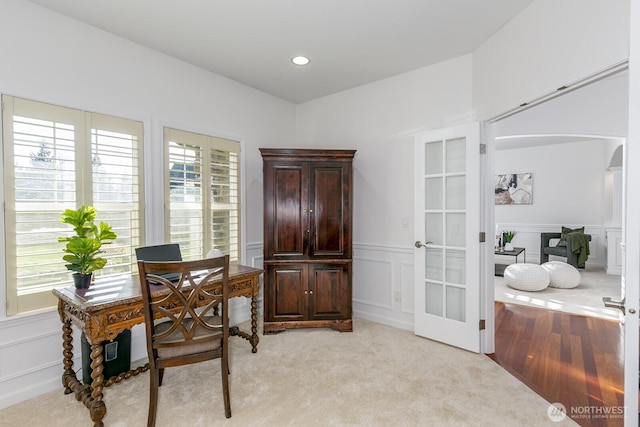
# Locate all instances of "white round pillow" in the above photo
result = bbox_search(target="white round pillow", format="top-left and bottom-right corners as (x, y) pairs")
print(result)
(504, 263), (550, 292)
(541, 261), (580, 289)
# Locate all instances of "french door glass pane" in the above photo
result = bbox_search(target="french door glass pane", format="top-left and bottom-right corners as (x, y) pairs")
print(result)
(446, 285), (466, 322)
(425, 177), (443, 209)
(445, 249), (466, 285)
(425, 247), (442, 281)
(425, 213), (443, 245)
(446, 176), (465, 209)
(425, 141), (442, 174)
(446, 213), (465, 247)
(446, 138), (465, 172)
(425, 282), (443, 316)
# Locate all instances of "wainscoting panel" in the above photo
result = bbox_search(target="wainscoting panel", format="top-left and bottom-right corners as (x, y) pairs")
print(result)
(400, 261), (415, 314)
(353, 257), (393, 309)
(353, 243), (414, 331)
(0, 310), (63, 409)
(242, 242), (264, 321)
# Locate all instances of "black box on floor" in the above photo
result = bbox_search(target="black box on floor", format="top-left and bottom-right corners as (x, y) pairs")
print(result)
(81, 329), (131, 385)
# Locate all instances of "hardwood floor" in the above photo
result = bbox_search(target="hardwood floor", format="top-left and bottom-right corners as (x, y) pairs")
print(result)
(492, 302), (625, 427)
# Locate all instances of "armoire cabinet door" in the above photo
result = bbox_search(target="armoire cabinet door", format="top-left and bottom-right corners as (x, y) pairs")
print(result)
(263, 161), (309, 259)
(310, 163), (352, 259)
(307, 262), (351, 321)
(264, 263), (307, 322)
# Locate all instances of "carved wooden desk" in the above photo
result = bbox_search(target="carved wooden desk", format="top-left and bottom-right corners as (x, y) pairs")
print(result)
(52, 263), (262, 427)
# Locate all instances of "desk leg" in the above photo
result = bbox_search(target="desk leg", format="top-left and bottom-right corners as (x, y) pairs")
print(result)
(228, 293), (260, 353)
(250, 292), (259, 353)
(58, 316), (106, 426)
(89, 343), (107, 426)
(61, 318), (75, 395)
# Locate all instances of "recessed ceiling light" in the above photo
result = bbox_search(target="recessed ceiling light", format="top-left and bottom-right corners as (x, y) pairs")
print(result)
(291, 56), (310, 66)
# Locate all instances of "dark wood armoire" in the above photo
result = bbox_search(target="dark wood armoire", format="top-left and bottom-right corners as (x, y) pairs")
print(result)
(260, 148), (356, 334)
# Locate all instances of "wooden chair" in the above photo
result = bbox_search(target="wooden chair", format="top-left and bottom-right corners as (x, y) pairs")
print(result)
(137, 255), (231, 426)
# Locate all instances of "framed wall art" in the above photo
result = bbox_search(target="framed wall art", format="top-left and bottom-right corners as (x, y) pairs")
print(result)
(494, 173), (533, 205)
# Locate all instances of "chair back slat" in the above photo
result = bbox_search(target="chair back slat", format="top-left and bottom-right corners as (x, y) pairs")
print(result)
(137, 256), (229, 351)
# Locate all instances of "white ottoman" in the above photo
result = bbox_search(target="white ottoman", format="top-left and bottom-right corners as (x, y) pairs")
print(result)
(504, 263), (550, 291)
(541, 261), (581, 289)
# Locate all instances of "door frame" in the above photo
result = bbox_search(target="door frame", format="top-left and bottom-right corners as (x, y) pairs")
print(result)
(479, 62), (639, 422)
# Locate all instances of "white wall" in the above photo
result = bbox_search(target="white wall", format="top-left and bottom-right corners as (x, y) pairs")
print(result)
(296, 55), (474, 329)
(0, 0), (294, 409)
(473, 0), (630, 120)
(494, 138), (616, 266)
(496, 139), (610, 225)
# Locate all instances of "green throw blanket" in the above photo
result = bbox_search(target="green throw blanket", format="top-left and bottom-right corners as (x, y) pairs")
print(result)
(568, 232), (590, 268)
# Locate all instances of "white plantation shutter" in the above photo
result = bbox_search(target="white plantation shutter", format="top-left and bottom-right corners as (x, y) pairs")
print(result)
(90, 113), (144, 276)
(164, 128), (240, 262)
(210, 146), (239, 258)
(2, 96), (144, 315)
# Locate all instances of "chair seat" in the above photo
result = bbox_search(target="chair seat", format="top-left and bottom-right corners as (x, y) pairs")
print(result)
(155, 316), (222, 359)
(504, 263), (550, 291)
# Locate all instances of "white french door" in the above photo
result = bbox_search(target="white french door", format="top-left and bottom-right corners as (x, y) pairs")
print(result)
(414, 123), (481, 352)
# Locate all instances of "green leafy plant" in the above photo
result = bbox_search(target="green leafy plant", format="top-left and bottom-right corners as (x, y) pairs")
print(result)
(503, 230), (517, 243)
(58, 206), (118, 276)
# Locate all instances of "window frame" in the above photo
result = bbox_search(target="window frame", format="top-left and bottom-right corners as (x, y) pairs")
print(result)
(1, 95), (145, 315)
(163, 127), (242, 263)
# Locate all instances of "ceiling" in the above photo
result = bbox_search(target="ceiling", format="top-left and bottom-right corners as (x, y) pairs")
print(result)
(26, 0), (535, 104)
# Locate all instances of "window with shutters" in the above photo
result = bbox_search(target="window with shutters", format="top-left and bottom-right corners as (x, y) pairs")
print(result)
(2, 95), (144, 315)
(164, 128), (240, 262)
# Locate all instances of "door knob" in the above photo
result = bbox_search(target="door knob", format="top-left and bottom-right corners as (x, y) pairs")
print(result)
(602, 296), (625, 313)
(414, 240), (432, 248)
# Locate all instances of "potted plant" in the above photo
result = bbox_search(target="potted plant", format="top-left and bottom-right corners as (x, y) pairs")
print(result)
(503, 230), (516, 251)
(58, 205), (118, 289)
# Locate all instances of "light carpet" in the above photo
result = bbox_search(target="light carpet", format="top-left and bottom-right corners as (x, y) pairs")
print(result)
(495, 265), (623, 321)
(0, 318), (577, 426)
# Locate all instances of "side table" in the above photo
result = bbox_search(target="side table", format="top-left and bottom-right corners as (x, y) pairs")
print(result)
(495, 247), (526, 277)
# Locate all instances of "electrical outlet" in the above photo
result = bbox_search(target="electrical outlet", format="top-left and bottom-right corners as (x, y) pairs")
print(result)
(394, 291), (401, 302)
